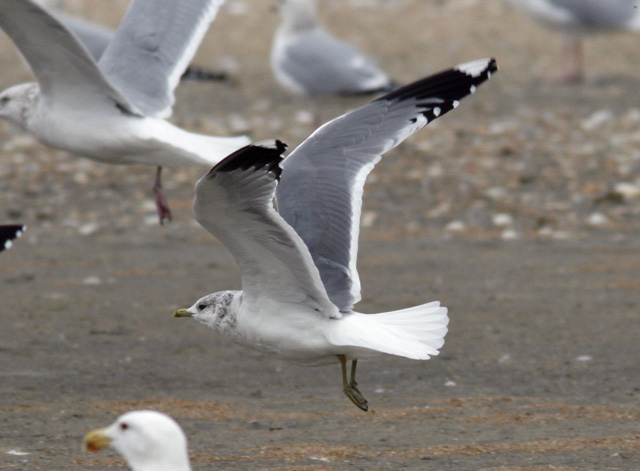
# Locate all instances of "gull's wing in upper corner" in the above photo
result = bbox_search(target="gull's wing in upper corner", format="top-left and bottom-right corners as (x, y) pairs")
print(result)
(193, 141), (341, 319)
(276, 58), (498, 312)
(99, 0), (224, 119)
(0, 0), (138, 112)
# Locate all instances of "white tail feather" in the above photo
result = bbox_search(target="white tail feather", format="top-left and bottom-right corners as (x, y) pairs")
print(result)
(326, 302), (449, 360)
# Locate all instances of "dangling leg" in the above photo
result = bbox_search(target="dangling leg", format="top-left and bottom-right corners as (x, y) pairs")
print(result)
(338, 354), (368, 411)
(350, 359), (361, 392)
(153, 166), (172, 225)
(555, 34), (584, 84)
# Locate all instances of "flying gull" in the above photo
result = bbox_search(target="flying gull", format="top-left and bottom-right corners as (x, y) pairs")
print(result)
(0, 225), (26, 252)
(511, 0), (640, 82)
(0, 0), (250, 223)
(271, 0), (394, 96)
(173, 58), (498, 411)
(84, 410), (192, 471)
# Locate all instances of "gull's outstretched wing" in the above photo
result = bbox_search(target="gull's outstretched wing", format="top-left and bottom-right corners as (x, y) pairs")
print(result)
(0, 224), (26, 252)
(0, 0), (138, 112)
(99, 0), (224, 118)
(194, 141), (341, 318)
(276, 58), (497, 312)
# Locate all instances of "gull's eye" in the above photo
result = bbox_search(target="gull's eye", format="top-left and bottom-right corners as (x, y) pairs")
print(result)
(120, 422), (129, 431)
(0, 96), (9, 106)
(197, 303), (206, 311)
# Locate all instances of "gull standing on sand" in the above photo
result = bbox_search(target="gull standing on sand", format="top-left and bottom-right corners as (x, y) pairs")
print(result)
(174, 58), (498, 411)
(84, 410), (192, 471)
(511, 0), (640, 82)
(0, 0), (250, 223)
(271, 0), (394, 96)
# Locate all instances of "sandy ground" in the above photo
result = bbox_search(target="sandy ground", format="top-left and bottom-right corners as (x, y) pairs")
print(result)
(1, 0), (640, 470)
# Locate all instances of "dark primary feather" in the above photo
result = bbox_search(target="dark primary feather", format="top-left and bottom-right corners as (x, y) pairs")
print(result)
(0, 224), (26, 252)
(380, 58), (497, 120)
(210, 140), (287, 176)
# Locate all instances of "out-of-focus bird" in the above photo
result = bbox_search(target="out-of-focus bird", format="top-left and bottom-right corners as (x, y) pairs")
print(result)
(271, 0), (394, 96)
(84, 410), (192, 471)
(0, 0), (250, 224)
(511, 0), (640, 83)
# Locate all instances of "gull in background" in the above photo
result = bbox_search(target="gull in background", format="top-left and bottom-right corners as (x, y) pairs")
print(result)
(84, 410), (192, 471)
(0, 224), (25, 252)
(0, 0), (250, 223)
(511, 0), (640, 83)
(271, 0), (394, 96)
(174, 58), (498, 411)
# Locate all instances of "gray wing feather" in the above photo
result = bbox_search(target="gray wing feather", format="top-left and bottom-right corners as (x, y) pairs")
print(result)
(194, 142), (340, 318)
(53, 11), (113, 60)
(99, 0), (224, 118)
(277, 59), (497, 312)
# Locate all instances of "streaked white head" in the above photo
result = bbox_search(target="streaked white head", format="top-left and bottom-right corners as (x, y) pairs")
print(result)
(84, 410), (191, 471)
(0, 83), (38, 129)
(173, 291), (237, 332)
(278, 0), (319, 32)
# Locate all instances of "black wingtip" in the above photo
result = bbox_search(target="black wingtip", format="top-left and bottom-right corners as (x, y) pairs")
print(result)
(377, 57), (497, 104)
(0, 224), (26, 252)
(181, 66), (230, 82)
(210, 140), (288, 178)
(373, 58), (497, 127)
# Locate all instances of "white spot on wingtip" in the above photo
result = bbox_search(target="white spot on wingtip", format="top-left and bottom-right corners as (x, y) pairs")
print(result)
(253, 139), (280, 150)
(4, 240), (12, 250)
(470, 85), (477, 94)
(453, 100), (460, 108)
(455, 58), (491, 77)
(433, 107), (441, 117)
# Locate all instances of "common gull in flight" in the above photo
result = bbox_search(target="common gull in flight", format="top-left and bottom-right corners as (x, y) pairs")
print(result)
(271, 0), (394, 96)
(511, 0), (640, 82)
(84, 410), (191, 471)
(173, 58), (498, 410)
(0, 0), (250, 223)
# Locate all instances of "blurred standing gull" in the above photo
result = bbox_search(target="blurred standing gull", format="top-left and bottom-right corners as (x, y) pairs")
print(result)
(0, 0), (250, 223)
(271, 0), (394, 96)
(511, 0), (640, 82)
(84, 410), (192, 471)
(174, 58), (497, 411)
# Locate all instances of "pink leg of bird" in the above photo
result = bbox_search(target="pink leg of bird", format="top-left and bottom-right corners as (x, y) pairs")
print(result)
(153, 166), (172, 225)
(554, 34), (584, 84)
